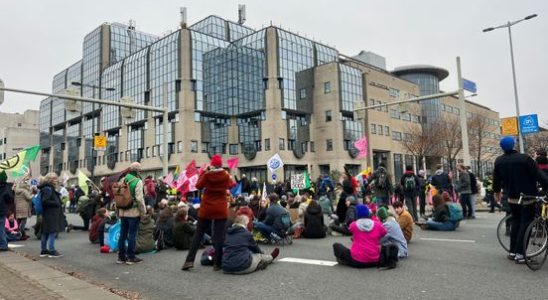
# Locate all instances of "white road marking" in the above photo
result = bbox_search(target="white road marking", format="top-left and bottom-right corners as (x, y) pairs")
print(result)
(279, 257), (338, 266)
(8, 244), (24, 248)
(420, 237), (476, 243)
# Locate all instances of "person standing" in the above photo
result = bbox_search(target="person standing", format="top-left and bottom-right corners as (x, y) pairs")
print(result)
(400, 165), (419, 222)
(493, 137), (548, 263)
(417, 170), (428, 218)
(457, 164), (473, 219)
(117, 162), (146, 265)
(14, 179), (33, 239)
(39, 172), (64, 257)
(182, 155), (235, 271)
(431, 165), (453, 198)
(0, 171), (14, 251)
(483, 173), (500, 213)
(369, 163), (392, 208)
(467, 166), (479, 219)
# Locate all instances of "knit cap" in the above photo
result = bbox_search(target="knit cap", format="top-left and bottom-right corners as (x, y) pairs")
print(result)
(376, 206), (389, 221)
(210, 154), (223, 168)
(499, 136), (515, 152)
(355, 204), (370, 219)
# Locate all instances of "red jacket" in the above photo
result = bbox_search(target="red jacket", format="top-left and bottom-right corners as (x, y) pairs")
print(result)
(196, 169), (235, 219)
(144, 178), (157, 199)
(235, 206), (255, 231)
(89, 215), (105, 243)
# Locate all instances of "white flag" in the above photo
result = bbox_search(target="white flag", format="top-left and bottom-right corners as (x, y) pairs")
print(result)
(266, 153), (284, 173)
(261, 182), (268, 201)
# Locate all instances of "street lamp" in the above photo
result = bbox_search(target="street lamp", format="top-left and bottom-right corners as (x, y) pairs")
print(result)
(483, 14), (538, 153)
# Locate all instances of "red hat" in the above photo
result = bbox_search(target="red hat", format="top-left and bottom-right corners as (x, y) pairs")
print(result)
(210, 155), (223, 168)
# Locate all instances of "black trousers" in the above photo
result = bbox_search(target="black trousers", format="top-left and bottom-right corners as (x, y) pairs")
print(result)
(418, 192), (426, 216)
(185, 218), (226, 267)
(509, 203), (535, 255)
(333, 243), (378, 268)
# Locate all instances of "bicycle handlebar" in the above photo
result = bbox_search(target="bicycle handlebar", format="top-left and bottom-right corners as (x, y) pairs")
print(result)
(518, 193), (548, 205)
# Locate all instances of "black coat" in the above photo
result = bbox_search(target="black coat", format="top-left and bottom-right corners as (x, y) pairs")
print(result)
(493, 150), (548, 199)
(172, 220), (195, 250)
(0, 182), (14, 218)
(39, 183), (64, 234)
(222, 225), (262, 273)
(303, 204), (326, 239)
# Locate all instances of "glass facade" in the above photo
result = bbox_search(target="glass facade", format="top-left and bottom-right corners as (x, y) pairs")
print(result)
(123, 48), (149, 122)
(109, 23), (158, 65)
(66, 123), (80, 172)
(340, 64), (363, 112)
(149, 31), (180, 115)
(190, 15), (254, 42)
(66, 61), (83, 120)
(101, 61), (123, 131)
(399, 73), (441, 125)
(82, 26), (102, 113)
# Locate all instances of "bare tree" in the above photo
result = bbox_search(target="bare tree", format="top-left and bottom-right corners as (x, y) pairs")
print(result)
(437, 116), (462, 171)
(400, 122), (441, 171)
(467, 114), (498, 176)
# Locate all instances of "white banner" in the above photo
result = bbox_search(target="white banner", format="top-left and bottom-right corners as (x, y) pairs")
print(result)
(266, 153), (284, 173)
(291, 174), (306, 190)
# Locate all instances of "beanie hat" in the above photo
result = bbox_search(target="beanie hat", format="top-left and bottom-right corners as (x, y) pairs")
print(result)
(355, 204), (370, 219)
(500, 136), (515, 152)
(376, 206), (389, 221)
(210, 154), (223, 168)
(0, 171), (6, 183)
(346, 196), (358, 205)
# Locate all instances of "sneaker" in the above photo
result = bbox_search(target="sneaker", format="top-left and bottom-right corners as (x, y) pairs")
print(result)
(40, 250), (50, 257)
(181, 261), (194, 271)
(514, 254), (526, 264)
(48, 251), (63, 258)
(126, 257), (143, 265)
(507, 253), (516, 260)
(271, 247), (280, 260)
(116, 258), (127, 264)
(256, 260), (269, 271)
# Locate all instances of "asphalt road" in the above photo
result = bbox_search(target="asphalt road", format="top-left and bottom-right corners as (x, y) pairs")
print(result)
(9, 212), (548, 300)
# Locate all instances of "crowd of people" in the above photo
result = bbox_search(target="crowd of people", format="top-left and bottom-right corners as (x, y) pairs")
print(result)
(0, 137), (547, 272)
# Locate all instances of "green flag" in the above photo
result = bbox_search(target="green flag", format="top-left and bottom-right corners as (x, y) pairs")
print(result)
(0, 145), (41, 177)
(304, 170), (311, 189)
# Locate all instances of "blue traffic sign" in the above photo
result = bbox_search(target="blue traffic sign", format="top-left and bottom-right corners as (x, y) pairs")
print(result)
(519, 114), (539, 134)
(271, 174), (277, 181)
(463, 78), (477, 93)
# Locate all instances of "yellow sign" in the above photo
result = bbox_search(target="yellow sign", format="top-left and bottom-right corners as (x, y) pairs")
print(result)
(501, 117), (518, 136)
(93, 135), (107, 151)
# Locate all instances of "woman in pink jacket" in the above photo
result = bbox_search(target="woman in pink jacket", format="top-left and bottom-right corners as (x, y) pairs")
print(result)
(333, 204), (387, 268)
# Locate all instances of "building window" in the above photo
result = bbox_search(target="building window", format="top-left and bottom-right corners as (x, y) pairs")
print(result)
(177, 141), (183, 153)
(229, 144), (239, 155)
(376, 100), (383, 111)
(392, 131), (402, 141)
(441, 104), (446, 111)
(265, 138), (270, 151)
(401, 112), (411, 121)
(325, 110), (332, 122)
(454, 108), (460, 115)
(288, 140), (295, 151)
(389, 88), (399, 98)
(146, 147), (151, 158)
(310, 141), (315, 152)
(390, 109), (400, 119)
(279, 138), (285, 150)
(299, 88), (306, 99)
(324, 82), (331, 94)
(326, 139), (333, 151)
(201, 142), (209, 153)
(191, 140), (198, 153)
(371, 124), (376, 134)
(384, 126), (390, 136)
(377, 124), (384, 135)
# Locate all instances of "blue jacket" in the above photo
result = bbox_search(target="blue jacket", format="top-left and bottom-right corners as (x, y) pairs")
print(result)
(264, 203), (287, 231)
(380, 217), (408, 258)
(222, 225), (262, 273)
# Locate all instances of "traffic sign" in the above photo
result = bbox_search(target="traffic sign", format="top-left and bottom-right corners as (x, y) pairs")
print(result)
(519, 114), (539, 135)
(271, 174), (277, 181)
(463, 78), (477, 93)
(501, 117), (518, 136)
(93, 135), (107, 151)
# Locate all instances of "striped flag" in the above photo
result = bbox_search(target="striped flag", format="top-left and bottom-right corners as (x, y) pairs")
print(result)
(261, 182), (267, 201)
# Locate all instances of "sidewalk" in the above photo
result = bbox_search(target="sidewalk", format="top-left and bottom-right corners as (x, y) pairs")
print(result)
(0, 250), (126, 300)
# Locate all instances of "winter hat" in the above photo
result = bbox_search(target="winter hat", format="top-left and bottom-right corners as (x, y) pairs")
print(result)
(210, 154), (223, 168)
(376, 206), (389, 221)
(0, 171), (6, 183)
(355, 204), (370, 219)
(500, 136), (515, 152)
(346, 196), (358, 205)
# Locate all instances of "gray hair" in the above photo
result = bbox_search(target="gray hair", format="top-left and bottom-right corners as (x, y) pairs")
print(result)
(44, 172), (59, 185)
(233, 215), (249, 227)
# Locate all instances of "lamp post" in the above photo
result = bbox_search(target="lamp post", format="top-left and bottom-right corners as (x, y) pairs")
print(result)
(70, 81), (115, 183)
(483, 14), (538, 153)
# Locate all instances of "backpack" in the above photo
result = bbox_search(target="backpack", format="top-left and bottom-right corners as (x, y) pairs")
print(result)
(200, 246), (215, 266)
(448, 203), (463, 222)
(112, 177), (138, 209)
(32, 187), (49, 215)
(379, 244), (399, 269)
(278, 212), (292, 232)
(404, 176), (416, 193)
(155, 229), (166, 251)
(77, 195), (90, 214)
(377, 171), (388, 190)
(469, 172), (478, 195)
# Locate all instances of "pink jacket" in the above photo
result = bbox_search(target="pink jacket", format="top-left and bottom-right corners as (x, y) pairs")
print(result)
(5, 218), (19, 233)
(349, 218), (387, 263)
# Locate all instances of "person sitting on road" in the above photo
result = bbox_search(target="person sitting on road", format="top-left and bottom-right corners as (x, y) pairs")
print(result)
(89, 208), (107, 244)
(393, 201), (413, 243)
(5, 212), (22, 242)
(234, 198), (254, 232)
(332, 204), (387, 268)
(254, 194), (291, 243)
(329, 196), (359, 236)
(172, 209), (196, 251)
(419, 195), (456, 231)
(302, 200), (326, 239)
(377, 207), (408, 258)
(154, 205), (174, 250)
(137, 207), (156, 254)
(222, 215), (280, 274)
(98, 212), (117, 248)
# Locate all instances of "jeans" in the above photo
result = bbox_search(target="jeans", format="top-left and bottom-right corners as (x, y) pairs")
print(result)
(419, 192), (426, 216)
(333, 243), (377, 268)
(254, 222), (276, 239)
(470, 194), (476, 217)
(185, 218), (226, 267)
(509, 203), (535, 255)
(404, 195), (418, 222)
(425, 219), (456, 231)
(41, 233), (56, 251)
(17, 218), (28, 237)
(0, 216), (7, 250)
(329, 222), (351, 236)
(118, 217), (140, 260)
(459, 193), (473, 218)
(376, 196), (390, 208)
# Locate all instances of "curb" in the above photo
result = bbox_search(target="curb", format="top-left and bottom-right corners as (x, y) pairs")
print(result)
(0, 250), (126, 300)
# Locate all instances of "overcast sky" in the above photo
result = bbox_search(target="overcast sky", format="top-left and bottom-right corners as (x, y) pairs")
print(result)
(1, 0), (546, 121)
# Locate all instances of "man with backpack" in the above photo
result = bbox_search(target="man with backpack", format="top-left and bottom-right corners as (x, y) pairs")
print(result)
(400, 165), (419, 222)
(369, 163), (392, 208)
(254, 193), (291, 243)
(116, 162), (146, 265)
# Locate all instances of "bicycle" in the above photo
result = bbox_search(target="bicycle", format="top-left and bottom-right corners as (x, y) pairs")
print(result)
(496, 214), (512, 252)
(522, 194), (548, 271)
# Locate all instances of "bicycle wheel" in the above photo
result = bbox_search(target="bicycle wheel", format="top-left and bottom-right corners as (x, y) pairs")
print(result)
(497, 215), (512, 252)
(524, 220), (548, 271)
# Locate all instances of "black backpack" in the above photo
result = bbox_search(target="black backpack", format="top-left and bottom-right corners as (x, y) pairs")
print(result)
(379, 244), (399, 269)
(404, 176), (416, 193)
(469, 172), (478, 195)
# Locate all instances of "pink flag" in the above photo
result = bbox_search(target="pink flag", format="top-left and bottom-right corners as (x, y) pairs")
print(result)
(353, 137), (369, 159)
(176, 171), (187, 190)
(163, 172), (174, 186)
(199, 163), (208, 176)
(188, 175), (199, 192)
(227, 157), (239, 170)
(185, 160), (198, 178)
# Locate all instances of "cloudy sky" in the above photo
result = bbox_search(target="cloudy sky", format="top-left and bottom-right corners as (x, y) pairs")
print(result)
(1, 0), (546, 121)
